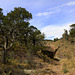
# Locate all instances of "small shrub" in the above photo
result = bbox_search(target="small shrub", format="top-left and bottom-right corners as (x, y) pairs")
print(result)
(62, 68), (69, 73)
(54, 38), (58, 42)
(3, 71), (12, 75)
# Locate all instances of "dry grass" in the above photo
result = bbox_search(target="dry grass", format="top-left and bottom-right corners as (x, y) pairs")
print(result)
(42, 37), (75, 75)
(60, 57), (75, 71)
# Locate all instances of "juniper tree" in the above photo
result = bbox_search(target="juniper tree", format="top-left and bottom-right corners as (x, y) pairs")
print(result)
(0, 7), (32, 64)
(69, 24), (75, 37)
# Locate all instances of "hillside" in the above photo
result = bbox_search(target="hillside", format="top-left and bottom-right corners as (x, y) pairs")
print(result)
(0, 37), (75, 75)
(0, 6), (75, 75)
(43, 37), (75, 75)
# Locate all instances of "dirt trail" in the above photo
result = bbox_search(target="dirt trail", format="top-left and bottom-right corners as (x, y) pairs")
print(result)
(37, 60), (75, 75)
(33, 55), (64, 75)
(30, 42), (75, 75)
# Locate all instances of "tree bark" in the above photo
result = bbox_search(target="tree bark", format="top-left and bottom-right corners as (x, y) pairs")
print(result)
(2, 36), (8, 64)
(2, 49), (7, 64)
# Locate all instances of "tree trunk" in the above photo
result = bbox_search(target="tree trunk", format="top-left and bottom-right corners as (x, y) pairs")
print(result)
(2, 49), (7, 64)
(2, 36), (8, 64)
(33, 39), (35, 47)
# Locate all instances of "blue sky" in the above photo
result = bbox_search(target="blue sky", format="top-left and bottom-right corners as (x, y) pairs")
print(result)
(0, 0), (75, 39)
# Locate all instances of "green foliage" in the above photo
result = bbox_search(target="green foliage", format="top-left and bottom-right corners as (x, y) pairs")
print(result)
(0, 7), (32, 64)
(62, 63), (69, 73)
(3, 71), (12, 75)
(54, 38), (58, 42)
(62, 29), (69, 40)
(62, 68), (69, 73)
(29, 26), (45, 47)
(0, 8), (4, 25)
(69, 24), (75, 37)
(0, 7), (45, 64)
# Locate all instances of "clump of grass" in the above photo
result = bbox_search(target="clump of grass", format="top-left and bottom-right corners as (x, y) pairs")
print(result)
(62, 68), (69, 73)
(3, 71), (12, 75)
(60, 57), (75, 74)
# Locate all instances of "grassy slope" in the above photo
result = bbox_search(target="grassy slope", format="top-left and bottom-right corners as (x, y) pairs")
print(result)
(0, 38), (75, 75)
(46, 37), (75, 74)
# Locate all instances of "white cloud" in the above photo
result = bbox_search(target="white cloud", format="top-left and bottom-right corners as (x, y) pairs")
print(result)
(48, 1), (75, 10)
(65, 1), (75, 6)
(37, 1), (75, 16)
(41, 22), (75, 39)
(37, 11), (54, 16)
